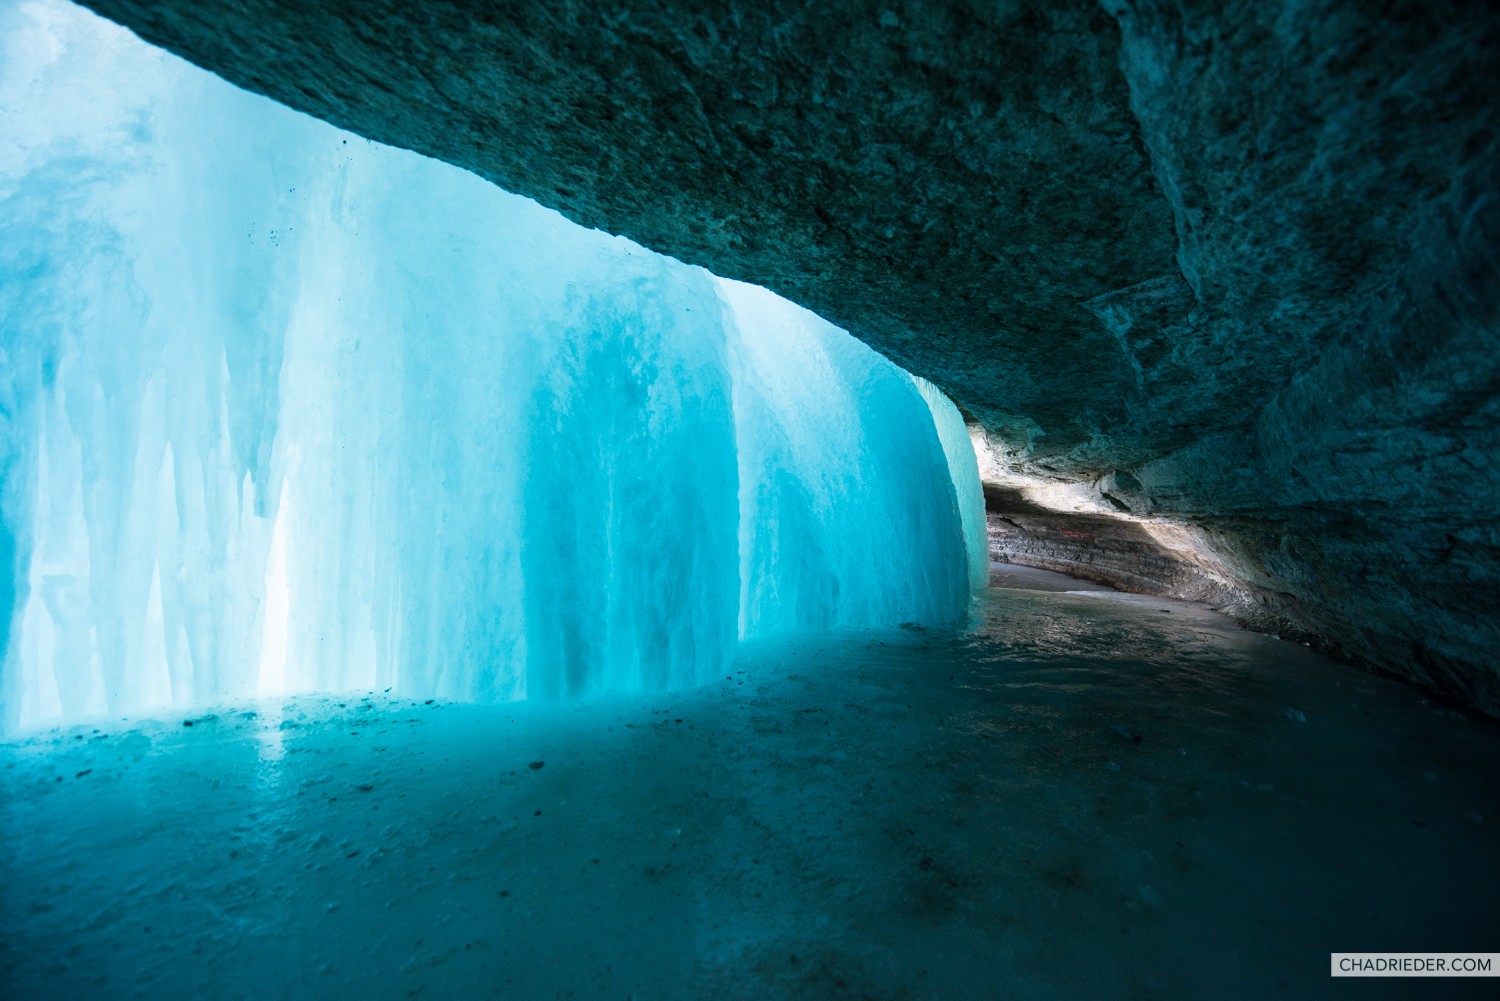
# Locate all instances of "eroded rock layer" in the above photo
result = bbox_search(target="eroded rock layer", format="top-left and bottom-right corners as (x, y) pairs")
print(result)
(76, 0), (1500, 713)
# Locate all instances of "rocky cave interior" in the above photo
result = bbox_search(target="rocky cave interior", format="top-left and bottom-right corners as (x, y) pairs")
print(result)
(2, 0), (1498, 998)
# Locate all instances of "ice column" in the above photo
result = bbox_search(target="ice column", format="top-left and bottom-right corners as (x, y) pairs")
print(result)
(913, 377), (989, 592)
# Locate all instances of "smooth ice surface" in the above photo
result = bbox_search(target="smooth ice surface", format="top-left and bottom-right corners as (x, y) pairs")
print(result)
(4, 574), (1497, 1000)
(0, 0), (970, 733)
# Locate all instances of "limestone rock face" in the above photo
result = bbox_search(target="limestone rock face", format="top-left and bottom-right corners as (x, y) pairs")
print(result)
(77, 0), (1500, 713)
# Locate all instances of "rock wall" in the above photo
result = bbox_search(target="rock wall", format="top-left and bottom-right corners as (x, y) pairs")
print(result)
(985, 495), (1240, 606)
(74, 0), (1500, 714)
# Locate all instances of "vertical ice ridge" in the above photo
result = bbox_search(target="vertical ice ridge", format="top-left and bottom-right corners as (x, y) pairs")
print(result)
(913, 376), (988, 593)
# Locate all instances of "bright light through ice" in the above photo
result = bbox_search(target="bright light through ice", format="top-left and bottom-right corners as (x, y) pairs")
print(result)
(0, 0), (974, 734)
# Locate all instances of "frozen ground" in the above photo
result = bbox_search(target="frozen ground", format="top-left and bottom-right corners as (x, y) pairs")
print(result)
(3, 570), (1497, 1000)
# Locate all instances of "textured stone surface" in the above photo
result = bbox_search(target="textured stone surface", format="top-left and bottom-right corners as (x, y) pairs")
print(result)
(76, 0), (1500, 713)
(985, 499), (1244, 609)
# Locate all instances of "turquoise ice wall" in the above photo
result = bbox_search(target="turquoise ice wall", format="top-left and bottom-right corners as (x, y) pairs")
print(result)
(0, 0), (972, 732)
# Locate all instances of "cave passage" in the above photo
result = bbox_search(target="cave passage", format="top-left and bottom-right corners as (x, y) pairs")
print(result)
(4, 3), (1499, 999)
(0, 0), (983, 734)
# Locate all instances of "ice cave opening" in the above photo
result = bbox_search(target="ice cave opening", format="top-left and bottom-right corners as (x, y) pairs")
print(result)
(5, 3), (1499, 999)
(0, 0), (984, 734)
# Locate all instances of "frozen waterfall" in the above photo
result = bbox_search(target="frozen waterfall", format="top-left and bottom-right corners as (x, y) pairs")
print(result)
(0, 0), (978, 733)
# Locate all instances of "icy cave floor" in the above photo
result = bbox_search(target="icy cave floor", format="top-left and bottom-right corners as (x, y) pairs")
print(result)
(4, 572), (1498, 1001)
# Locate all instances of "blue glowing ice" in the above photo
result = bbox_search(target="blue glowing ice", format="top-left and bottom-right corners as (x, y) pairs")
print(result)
(913, 377), (989, 593)
(0, 0), (975, 732)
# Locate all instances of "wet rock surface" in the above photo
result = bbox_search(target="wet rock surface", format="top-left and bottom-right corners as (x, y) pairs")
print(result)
(76, 0), (1500, 712)
(985, 491), (1242, 605)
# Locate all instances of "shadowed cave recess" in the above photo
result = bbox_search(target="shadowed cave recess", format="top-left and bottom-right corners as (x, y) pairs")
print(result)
(67, 0), (1500, 717)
